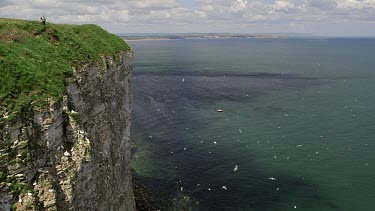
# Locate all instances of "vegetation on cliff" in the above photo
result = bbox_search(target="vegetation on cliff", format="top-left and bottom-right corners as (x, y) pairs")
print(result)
(0, 18), (130, 120)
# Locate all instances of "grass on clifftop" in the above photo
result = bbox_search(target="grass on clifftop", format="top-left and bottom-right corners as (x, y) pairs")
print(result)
(0, 18), (130, 120)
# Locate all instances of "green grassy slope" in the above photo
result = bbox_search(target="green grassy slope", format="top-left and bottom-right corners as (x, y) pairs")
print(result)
(0, 18), (130, 120)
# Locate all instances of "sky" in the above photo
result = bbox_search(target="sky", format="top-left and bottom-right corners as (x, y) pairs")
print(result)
(1, 0), (375, 36)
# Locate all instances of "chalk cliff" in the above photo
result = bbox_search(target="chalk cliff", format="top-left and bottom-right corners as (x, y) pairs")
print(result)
(0, 19), (135, 211)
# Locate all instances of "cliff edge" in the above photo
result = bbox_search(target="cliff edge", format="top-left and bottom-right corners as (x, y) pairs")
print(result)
(0, 18), (135, 210)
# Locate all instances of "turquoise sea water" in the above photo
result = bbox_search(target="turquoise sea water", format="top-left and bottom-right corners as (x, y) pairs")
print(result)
(128, 38), (375, 210)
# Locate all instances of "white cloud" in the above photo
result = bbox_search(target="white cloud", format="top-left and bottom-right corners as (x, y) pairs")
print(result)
(0, 0), (375, 35)
(336, 0), (375, 9)
(129, 0), (178, 10)
(230, 0), (248, 13)
(273, 0), (296, 11)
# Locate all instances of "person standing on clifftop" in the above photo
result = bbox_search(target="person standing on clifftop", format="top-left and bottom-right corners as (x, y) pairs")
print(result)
(40, 16), (46, 26)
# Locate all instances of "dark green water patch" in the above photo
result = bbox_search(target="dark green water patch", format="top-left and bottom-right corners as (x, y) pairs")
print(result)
(131, 73), (338, 210)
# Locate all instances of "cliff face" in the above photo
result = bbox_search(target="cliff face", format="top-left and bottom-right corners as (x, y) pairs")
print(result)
(0, 52), (135, 210)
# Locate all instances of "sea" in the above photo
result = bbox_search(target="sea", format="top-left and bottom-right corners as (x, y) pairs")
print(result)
(127, 38), (375, 210)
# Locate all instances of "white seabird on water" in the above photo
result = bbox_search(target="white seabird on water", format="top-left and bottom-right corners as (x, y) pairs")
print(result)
(269, 177), (276, 181)
(234, 165), (239, 172)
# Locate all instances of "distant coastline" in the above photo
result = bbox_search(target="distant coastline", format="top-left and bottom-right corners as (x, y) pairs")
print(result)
(121, 34), (288, 41)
